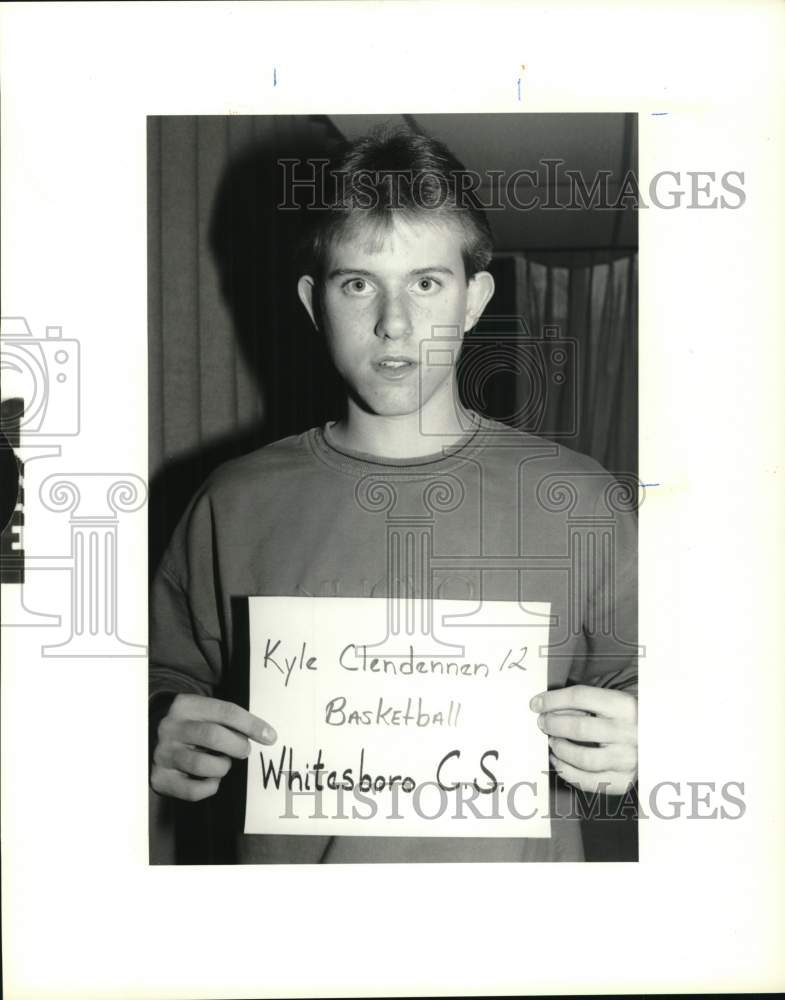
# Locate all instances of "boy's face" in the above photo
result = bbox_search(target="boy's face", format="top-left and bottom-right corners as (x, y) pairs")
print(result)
(298, 214), (494, 422)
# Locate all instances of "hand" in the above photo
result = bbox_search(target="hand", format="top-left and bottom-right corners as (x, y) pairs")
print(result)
(530, 685), (637, 795)
(151, 694), (276, 802)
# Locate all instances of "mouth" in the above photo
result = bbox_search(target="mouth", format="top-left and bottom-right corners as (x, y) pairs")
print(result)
(372, 356), (418, 380)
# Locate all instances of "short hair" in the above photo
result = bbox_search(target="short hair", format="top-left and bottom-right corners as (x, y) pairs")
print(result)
(299, 125), (494, 283)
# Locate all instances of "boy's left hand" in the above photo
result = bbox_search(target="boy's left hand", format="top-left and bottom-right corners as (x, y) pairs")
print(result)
(530, 685), (637, 795)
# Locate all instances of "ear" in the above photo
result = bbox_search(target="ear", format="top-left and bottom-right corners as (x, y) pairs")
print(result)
(297, 275), (319, 330)
(463, 270), (495, 332)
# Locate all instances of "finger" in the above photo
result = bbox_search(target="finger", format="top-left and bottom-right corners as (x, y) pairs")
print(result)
(171, 695), (276, 744)
(549, 753), (634, 796)
(170, 720), (252, 759)
(154, 741), (231, 778)
(150, 766), (221, 802)
(530, 685), (637, 721)
(549, 737), (637, 773)
(168, 746), (232, 779)
(538, 712), (635, 745)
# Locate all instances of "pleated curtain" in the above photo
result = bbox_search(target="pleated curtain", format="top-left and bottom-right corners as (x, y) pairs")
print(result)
(148, 116), (638, 571)
(147, 116), (638, 863)
(513, 252), (638, 479)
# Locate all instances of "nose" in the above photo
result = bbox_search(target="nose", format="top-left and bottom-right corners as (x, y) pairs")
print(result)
(375, 291), (412, 342)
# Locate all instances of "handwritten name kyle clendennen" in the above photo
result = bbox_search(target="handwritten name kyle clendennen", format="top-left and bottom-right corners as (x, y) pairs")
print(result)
(261, 638), (528, 688)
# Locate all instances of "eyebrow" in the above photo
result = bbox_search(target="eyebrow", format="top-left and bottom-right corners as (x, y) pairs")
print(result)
(326, 266), (456, 280)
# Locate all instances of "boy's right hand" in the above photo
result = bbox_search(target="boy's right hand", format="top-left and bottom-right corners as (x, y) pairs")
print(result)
(150, 693), (277, 802)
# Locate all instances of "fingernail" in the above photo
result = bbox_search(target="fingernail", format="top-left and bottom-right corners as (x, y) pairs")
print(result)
(263, 725), (277, 743)
(530, 696), (543, 711)
(537, 714), (546, 731)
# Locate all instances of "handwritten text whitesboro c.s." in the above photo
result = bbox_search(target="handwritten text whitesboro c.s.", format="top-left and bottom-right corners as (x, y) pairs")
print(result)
(245, 597), (552, 837)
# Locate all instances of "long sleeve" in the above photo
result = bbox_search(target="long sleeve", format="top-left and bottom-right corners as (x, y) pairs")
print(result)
(149, 562), (221, 699)
(149, 482), (227, 703)
(148, 494), (228, 770)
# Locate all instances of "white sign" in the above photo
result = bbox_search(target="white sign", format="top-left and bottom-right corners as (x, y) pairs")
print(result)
(245, 596), (552, 837)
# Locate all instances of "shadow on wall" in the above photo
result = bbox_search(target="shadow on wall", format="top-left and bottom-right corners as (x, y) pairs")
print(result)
(147, 122), (637, 865)
(148, 123), (349, 864)
(148, 126), (347, 579)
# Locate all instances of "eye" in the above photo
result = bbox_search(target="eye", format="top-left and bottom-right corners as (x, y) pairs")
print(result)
(413, 276), (441, 294)
(342, 277), (373, 296)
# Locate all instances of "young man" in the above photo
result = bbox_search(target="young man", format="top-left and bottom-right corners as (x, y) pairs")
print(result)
(149, 127), (638, 863)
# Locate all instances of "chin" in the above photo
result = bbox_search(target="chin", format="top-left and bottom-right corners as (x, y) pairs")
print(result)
(365, 399), (423, 418)
(357, 385), (426, 418)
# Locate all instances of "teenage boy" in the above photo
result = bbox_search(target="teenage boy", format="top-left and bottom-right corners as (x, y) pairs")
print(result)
(150, 127), (638, 863)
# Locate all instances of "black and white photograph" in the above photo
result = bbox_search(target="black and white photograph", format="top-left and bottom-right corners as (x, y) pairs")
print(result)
(147, 112), (640, 866)
(2, 3), (784, 998)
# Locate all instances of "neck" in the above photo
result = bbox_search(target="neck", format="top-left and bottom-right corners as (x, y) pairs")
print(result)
(331, 384), (475, 459)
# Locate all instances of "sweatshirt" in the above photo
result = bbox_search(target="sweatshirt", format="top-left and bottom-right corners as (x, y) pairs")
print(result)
(150, 412), (637, 863)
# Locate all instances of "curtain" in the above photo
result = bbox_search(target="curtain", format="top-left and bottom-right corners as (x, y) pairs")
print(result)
(148, 117), (638, 576)
(148, 116), (638, 863)
(147, 114), (347, 580)
(514, 250), (637, 478)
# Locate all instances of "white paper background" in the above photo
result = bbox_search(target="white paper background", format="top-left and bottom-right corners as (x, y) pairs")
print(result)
(245, 597), (551, 837)
(2, 1), (784, 997)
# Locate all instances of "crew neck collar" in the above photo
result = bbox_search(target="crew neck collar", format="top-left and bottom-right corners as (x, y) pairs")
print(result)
(307, 410), (490, 475)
